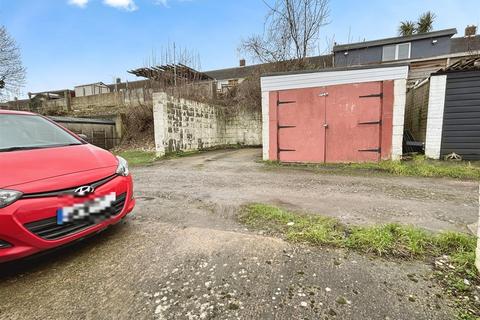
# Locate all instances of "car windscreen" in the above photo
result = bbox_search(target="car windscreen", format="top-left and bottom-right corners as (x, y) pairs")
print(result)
(0, 114), (82, 152)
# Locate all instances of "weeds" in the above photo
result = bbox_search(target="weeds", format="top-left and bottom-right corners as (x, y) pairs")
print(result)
(239, 203), (480, 319)
(264, 156), (480, 180)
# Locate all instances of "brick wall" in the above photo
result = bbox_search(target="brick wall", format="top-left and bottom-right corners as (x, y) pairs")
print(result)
(404, 80), (430, 142)
(153, 92), (262, 155)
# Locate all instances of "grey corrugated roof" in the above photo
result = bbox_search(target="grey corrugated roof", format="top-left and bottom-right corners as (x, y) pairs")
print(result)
(205, 55), (333, 81)
(49, 116), (115, 125)
(333, 28), (457, 52)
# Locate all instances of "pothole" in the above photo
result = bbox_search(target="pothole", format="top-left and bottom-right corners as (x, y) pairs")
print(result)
(136, 196), (156, 201)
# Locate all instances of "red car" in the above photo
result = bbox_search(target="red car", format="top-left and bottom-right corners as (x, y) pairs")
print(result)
(0, 110), (135, 263)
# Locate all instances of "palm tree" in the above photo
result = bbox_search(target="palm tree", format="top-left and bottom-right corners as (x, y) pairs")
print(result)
(417, 11), (436, 33)
(398, 21), (416, 36)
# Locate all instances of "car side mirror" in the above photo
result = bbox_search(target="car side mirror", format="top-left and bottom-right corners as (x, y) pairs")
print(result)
(78, 133), (88, 141)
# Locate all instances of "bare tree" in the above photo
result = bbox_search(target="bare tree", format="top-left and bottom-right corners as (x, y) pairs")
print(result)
(240, 0), (330, 64)
(0, 26), (26, 100)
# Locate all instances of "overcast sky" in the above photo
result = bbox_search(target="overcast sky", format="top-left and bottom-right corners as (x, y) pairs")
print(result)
(1, 0), (479, 96)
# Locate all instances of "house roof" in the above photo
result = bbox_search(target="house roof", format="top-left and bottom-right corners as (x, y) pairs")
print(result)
(205, 55), (333, 81)
(333, 28), (458, 52)
(450, 35), (480, 53)
(107, 79), (163, 91)
(74, 82), (109, 88)
(205, 65), (258, 81)
(28, 89), (73, 98)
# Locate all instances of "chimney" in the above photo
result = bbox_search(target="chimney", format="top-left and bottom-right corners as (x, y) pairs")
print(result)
(239, 59), (246, 67)
(465, 25), (477, 37)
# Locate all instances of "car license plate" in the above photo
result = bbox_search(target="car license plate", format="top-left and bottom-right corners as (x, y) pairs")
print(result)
(57, 192), (116, 225)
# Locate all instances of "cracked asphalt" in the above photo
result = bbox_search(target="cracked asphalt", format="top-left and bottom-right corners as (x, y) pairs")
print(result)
(0, 148), (477, 320)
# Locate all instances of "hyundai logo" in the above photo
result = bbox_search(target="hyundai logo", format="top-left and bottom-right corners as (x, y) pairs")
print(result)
(74, 186), (95, 197)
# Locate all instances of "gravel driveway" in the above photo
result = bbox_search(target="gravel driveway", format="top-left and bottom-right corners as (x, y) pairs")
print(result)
(0, 148), (477, 320)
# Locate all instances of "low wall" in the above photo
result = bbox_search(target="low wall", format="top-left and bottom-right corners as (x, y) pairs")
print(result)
(153, 92), (262, 155)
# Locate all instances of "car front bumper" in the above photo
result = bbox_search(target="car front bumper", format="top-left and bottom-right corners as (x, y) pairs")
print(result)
(0, 175), (135, 263)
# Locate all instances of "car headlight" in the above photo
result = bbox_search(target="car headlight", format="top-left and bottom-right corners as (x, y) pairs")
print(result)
(116, 156), (130, 177)
(0, 189), (23, 209)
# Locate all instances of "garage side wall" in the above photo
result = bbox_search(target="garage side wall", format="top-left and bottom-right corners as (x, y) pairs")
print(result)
(392, 79), (407, 160)
(425, 75), (447, 159)
(153, 92), (262, 156)
(262, 91), (270, 160)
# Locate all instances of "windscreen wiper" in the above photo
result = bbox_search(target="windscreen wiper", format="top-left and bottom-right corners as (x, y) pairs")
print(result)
(0, 143), (82, 152)
(0, 146), (47, 152)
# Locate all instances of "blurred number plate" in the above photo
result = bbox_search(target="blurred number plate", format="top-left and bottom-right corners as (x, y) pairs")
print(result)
(57, 192), (116, 225)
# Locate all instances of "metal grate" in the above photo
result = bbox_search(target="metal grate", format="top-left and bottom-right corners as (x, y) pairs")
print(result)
(24, 193), (127, 241)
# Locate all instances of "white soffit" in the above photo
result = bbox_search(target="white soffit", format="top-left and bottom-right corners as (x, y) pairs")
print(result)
(261, 66), (409, 92)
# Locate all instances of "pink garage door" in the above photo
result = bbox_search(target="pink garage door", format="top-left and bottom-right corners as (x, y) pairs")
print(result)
(269, 81), (393, 163)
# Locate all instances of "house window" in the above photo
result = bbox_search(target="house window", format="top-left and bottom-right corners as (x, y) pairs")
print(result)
(382, 42), (411, 61)
(382, 45), (396, 61)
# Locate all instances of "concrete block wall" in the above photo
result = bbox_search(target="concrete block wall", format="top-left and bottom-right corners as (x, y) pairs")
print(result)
(392, 79), (407, 160)
(261, 91), (270, 160)
(153, 92), (262, 156)
(71, 92), (122, 112)
(425, 75), (447, 159)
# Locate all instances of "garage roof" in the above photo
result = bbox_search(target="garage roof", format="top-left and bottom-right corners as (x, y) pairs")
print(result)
(261, 64), (409, 92)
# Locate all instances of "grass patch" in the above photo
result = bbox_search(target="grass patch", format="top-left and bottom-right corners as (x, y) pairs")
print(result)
(243, 204), (345, 245)
(264, 155), (480, 180)
(345, 224), (434, 257)
(115, 150), (158, 166)
(239, 203), (479, 318)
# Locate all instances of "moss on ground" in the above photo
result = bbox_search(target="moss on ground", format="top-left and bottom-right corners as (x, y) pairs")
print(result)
(115, 150), (158, 166)
(239, 203), (479, 319)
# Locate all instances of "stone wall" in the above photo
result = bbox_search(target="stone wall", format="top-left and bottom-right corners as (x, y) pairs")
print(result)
(153, 92), (262, 155)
